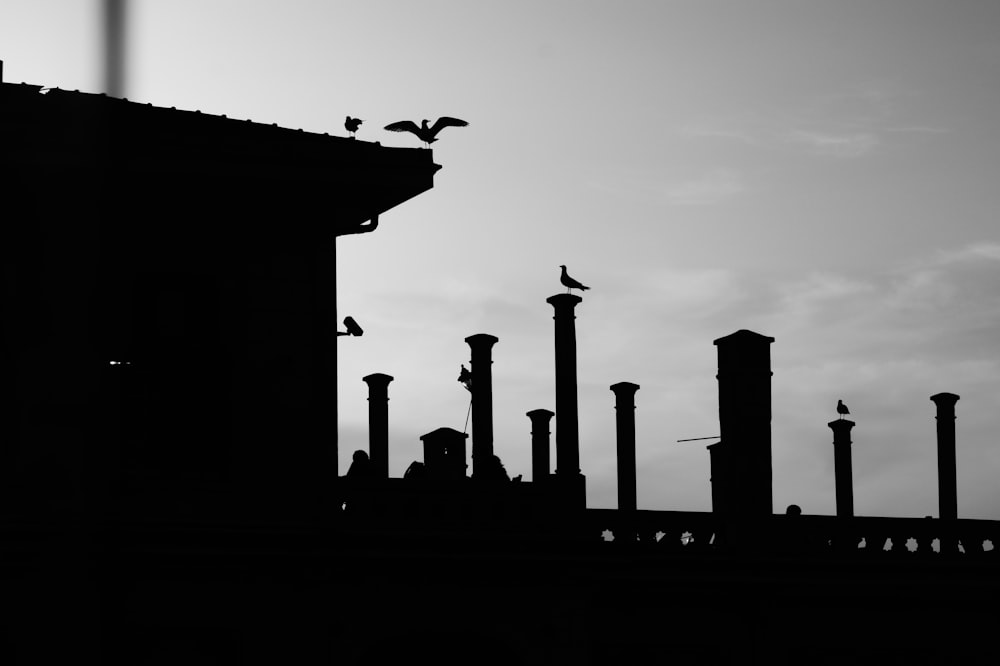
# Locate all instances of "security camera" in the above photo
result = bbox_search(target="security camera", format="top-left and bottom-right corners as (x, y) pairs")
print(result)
(343, 316), (364, 337)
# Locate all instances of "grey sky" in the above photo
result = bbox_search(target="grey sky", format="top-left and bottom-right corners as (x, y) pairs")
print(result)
(3, 0), (1000, 517)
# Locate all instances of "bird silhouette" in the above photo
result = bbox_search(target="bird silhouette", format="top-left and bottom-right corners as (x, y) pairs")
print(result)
(344, 116), (363, 138)
(559, 265), (590, 294)
(837, 399), (850, 419)
(458, 365), (473, 392)
(384, 117), (468, 147)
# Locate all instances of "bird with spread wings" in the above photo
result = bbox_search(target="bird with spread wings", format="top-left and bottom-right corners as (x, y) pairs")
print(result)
(384, 117), (468, 147)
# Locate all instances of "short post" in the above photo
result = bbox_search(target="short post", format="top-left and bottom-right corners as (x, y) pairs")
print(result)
(610, 382), (640, 513)
(828, 419), (856, 518)
(526, 409), (554, 482)
(362, 373), (394, 479)
(930, 393), (960, 521)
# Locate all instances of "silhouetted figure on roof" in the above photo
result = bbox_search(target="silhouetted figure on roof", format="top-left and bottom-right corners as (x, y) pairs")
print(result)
(404, 460), (427, 480)
(345, 116), (362, 138)
(559, 265), (590, 294)
(837, 399), (850, 420)
(346, 450), (373, 478)
(479, 454), (510, 483)
(458, 364), (473, 392)
(384, 117), (468, 147)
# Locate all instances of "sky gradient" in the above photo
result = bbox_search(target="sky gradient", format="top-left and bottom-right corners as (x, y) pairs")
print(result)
(4, 0), (1000, 518)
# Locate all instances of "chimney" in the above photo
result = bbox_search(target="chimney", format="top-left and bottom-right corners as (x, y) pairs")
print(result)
(526, 408), (554, 482)
(465, 334), (498, 478)
(610, 382), (640, 513)
(707, 442), (728, 515)
(711, 330), (775, 517)
(362, 373), (393, 479)
(828, 418), (856, 518)
(930, 393), (960, 520)
(546, 294), (586, 508)
(420, 427), (468, 480)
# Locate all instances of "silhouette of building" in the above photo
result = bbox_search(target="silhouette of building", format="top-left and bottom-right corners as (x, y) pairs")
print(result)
(3, 72), (999, 664)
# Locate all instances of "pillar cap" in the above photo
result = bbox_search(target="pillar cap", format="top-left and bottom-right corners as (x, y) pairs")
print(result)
(828, 418), (856, 430)
(930, 392), (960, 405)
(546, 293), (583, 308)
(526, 408), (554, 419)
(362, 372), (394, 386)
(465, 333), (499, 347)
(713, 329), (775, 346)
(610, 381), (640, 394)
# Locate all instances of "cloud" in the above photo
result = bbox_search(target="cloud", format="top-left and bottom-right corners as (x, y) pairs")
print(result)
(660, 168), (746, 206)
(679, 86), (948, 161)
(586, 164), (748, 207)
(679, 126), (761, 146)
(781, 130), (880, 158)
(747, 244), (1000, 517)
(884, 125), (953, 135)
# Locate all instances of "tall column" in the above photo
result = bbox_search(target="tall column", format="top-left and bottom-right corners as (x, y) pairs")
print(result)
(713, 330), (775, 517)
(611, 382), (640, 512)
(546, 295), (582, 477)
(930, 393), (960, 520)
(362, 373), (393, 479)
(828, 418), (856, 518)
(465, 334), (498, 478)
(526, 409), (554, 482)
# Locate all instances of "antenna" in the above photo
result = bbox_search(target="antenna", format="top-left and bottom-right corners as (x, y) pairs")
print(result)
(103, 0), (127, 97)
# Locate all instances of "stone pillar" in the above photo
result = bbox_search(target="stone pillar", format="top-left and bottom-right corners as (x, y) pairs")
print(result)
(465, 334), (498, 478)
(546, 294), (582, 477)
(930, 393), (960, 520)
(828, 418), (856, 518)
(610, 382), (640, 513)
(546, 294), (586, 509)
(362, 373), (393, 479)
(526, 408), (554, 482)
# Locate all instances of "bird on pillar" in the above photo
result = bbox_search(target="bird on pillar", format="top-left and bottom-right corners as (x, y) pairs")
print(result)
(559, 265), (590, 294)
(837, 399), (850, 420)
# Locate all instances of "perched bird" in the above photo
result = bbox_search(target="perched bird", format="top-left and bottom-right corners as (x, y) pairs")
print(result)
(344, 116), (363, 138)
(837, 399), (850, 419)
(458, 365), (473, 392)
(343, 316), (364, 337)
(384, 117), (468, 147)
(559, 265), (590, 294)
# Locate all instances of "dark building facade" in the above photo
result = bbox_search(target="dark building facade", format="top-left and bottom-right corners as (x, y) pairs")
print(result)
(2, 74), (999, 664)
